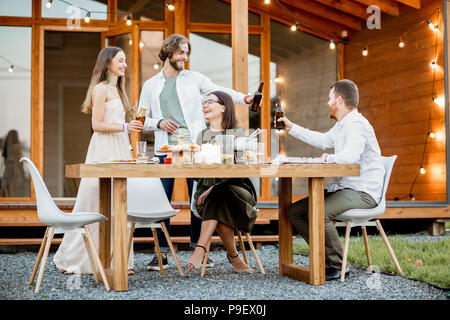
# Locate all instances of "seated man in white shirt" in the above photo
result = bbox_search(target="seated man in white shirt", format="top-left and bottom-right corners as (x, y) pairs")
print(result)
(275, 79), (385, 281)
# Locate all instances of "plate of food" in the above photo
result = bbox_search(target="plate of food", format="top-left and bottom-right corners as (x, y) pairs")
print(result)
(156, 145), (173, 153)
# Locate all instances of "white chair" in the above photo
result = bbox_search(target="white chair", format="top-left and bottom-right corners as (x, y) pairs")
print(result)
(122, 178), (184, 276)
(335, 155), (403, 281)
(20, 157), (110, 293)
(190, 180), (265, 276)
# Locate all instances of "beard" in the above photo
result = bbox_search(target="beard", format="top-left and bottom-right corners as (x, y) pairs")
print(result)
(169, 56), (185, 71)
(328, 104), (337, 121)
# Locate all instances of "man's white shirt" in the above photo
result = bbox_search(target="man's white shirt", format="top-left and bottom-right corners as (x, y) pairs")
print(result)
(288, 109), (385, 203)
(138, 70), (247, 155)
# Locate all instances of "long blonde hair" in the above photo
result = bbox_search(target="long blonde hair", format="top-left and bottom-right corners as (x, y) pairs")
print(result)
(81, 46), (131, 114)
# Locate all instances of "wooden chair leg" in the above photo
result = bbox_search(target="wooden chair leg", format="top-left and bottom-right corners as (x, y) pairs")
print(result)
(237, 231), (248, 265)
(245, 232), (265, 274)
(152, 228), (164, 275)
(30, 227), (49, 285)
(160, 223), (184, 276)
(82, 231), (100, 283)
(340, 222), (352, 282)
(35, 227), (55, 294)
(84, 226), (110, 291)
(361, 226), (373, 272)
(375, 220), (403, 275)
(201, 240), (211, 278)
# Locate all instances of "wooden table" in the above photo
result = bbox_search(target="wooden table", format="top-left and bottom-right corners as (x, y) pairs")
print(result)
(65, 163), (359, 291)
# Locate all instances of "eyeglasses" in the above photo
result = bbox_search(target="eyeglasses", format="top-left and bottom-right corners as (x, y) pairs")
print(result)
(202, 98), (223, 105)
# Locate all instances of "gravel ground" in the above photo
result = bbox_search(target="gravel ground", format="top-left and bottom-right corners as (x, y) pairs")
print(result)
(0, 241), (448, 301)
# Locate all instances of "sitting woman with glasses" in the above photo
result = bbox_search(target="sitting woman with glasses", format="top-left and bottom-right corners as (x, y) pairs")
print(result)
(186, 91), (257, 274)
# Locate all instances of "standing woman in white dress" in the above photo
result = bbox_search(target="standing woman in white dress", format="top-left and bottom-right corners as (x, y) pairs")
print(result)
(53, 47), (143, 275)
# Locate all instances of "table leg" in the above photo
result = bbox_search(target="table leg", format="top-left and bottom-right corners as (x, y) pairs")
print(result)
(98, 178), (111, 268)
(278, 177), (293, 274)
(112, 178), (128, 291)
(308, 177), (325, 285)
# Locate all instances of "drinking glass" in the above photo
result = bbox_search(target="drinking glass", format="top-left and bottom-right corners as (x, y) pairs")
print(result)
(235, 137), (247, 164)
(215, 135), (235, 164)
(136, 141), (148, 163)
(257, 142), (265, 164)
(245, 138), (258, 164)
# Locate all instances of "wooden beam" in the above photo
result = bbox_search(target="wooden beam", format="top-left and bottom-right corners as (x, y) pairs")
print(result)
(352, 0), (400, 16)
(232, 0), (249, 130)
(174, 0), (187, 35)
(279, 0), (362, 31)
(394, 0), (421, 9)
(313, 0), (369, 20)
(244, 0), (347, 40)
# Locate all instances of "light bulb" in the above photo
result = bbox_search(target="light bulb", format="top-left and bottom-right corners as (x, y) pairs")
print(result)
(398, 39), (405, 48)
(427, 19), (438, 32)
(291, 22), (299, 31)
(139, 41), (144, 48)
(129, 39), (132, 45)
(153, 63), (159, 70)
(433, 97), (444, 107)
(428, 132), (436, 138)
(84, 12), (91, 23)
(8, 65), (14, 72)
(420, 167), (426, 174)
(274, 77), (282, 83)
(329, 40), (336, 50)
(264, 0), (271, 4)
(166, 3), (175, 11)
(430, 60), (437, 69)
(126, 15), (132, 25)
(409, 193), (415, 201)
(362, 47), (368, 56)
(46, 0), (53, 9)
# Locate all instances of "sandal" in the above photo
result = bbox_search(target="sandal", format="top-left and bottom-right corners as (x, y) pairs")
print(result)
(128, 269), (135, 276)
(227, 253), (254, 274)
(186, 244), (207, 272)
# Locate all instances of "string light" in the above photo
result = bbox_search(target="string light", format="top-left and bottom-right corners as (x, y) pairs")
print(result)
(420, 167), (426, 175)
(129, 39), (132, 46)
(428, 132), (436, 138)
(153, 63), (159, 70)
(427, 19), (438, 32)
(433, 96), (444, 107)
(290, 22), (299, 32)
(126, 15), (132, 25)
(429, 60), (437, 69)
(84, 12), (90, 23)
(398, 38), (405, 48)
(329, 40), (336, 50)
(8, 65), (14, 73)
(46, 0), (53, 9)
(166, 3), (175, 11)
(139, 41), (144, 48)
(362, 47), (368, 56)
(264, 0), (271, 4)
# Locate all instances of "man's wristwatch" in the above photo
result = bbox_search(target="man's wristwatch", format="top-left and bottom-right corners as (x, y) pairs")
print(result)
(157, 119), (164, 129)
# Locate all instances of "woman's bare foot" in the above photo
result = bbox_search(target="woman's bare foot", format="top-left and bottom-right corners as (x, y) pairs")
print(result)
(227, 254), (254, 274)
(128, 269), (135, 276)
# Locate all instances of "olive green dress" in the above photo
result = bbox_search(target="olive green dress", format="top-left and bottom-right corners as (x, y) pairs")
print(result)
(194, 127), (258, 233)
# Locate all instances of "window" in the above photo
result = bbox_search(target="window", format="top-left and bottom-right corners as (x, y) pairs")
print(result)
(41, 0), (107, 20)
(270, 20), (338, 197)
(190, 0), (260, 25)
(0, 0), (31, 17)
(118, 0), (164, 22)
(0, 26), (32, 198)
(189, 32), (262, 195)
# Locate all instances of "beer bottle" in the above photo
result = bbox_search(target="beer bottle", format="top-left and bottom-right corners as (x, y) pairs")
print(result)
(250, 81), (264, 112)
(135, 106), (147, 124)
(275, 97), (284, 130)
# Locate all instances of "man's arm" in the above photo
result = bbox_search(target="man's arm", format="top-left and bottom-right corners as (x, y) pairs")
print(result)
(196, 72), (248, 105)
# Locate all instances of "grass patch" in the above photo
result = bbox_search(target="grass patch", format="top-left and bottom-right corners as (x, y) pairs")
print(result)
(293, 235), (450, 289)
